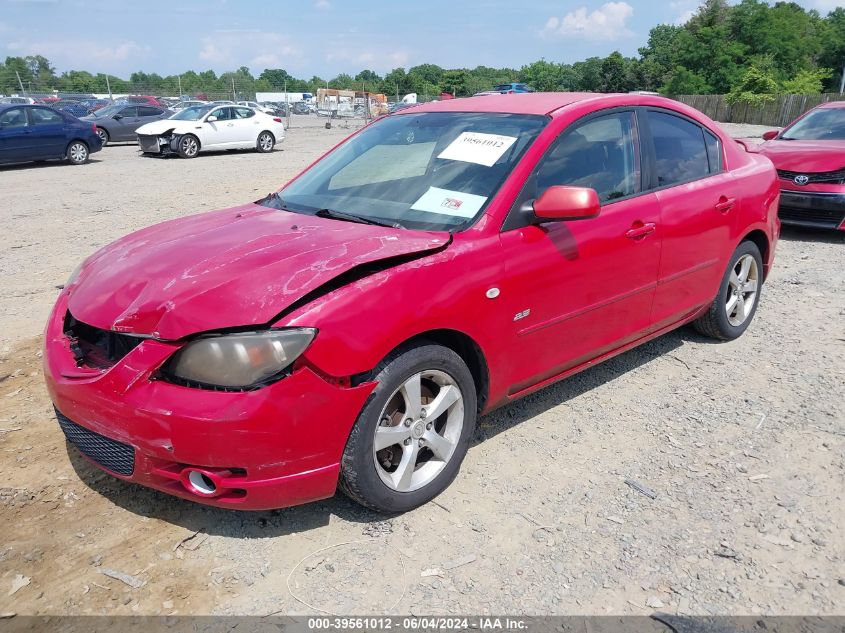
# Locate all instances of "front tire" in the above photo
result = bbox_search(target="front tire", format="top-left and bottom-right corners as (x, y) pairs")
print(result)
(177, 134), (200, 158)
(693, 241), (763, 340)
(66, 141), (89, 165)
(256, 131), (275, 153)
(339, 343), (477, 513)
(96, 127), (109, 147)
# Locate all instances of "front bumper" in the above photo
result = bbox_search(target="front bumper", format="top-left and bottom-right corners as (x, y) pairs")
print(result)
(778, 189), (845, 230)
(43, 292), (376, 510)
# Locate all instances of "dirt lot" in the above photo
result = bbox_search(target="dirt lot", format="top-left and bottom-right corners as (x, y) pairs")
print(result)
(0, 118), (842, 617)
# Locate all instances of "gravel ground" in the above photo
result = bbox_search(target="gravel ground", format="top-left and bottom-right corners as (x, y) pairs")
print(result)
(0, 116), (842, 617)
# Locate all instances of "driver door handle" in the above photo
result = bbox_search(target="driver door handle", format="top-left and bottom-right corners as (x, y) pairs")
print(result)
(625, 222), (657, 240)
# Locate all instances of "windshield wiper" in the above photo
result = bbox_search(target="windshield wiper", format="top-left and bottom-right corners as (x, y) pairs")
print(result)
(315, 208), (402, 229)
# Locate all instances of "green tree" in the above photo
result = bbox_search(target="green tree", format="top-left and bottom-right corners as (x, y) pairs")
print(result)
(725, 63), (778, 104)
(781, 68), (833, 94)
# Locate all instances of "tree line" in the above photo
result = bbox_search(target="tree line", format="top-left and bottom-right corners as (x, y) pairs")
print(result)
(1, 0), (843, 101)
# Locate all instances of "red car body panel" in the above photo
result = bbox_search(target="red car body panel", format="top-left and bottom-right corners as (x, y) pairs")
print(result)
(758, 102), (845, 231)
(44, 93), (780, 509)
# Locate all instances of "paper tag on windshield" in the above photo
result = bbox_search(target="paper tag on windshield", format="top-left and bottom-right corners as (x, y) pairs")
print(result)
(410, 187), (487, 218)
(437, 132), (517, 167)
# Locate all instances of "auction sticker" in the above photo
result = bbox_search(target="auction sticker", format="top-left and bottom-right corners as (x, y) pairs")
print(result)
(437, 132), (517, 167)
(411, 186), (488, 218)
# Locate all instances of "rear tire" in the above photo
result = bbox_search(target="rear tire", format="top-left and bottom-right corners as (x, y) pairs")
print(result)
(256, 131), (275, 153)
(96, 127), (109, 147)
(177, 134), (200, 158)
(339, 342), (477, 513)
(66, 141), (89, 165)
(693, 241), (763, 341)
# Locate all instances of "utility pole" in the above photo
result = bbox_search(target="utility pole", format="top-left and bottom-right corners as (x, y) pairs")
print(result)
(232, 77), (236, 101)
(177, 74), (183, 98)
(840, 62), (845, 94)
(15, 70), (26, 95)
(105, 75), (113, 101)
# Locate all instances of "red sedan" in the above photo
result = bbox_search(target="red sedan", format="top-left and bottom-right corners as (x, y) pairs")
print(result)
(44, 93), (780, 512)
(759, 101), (845, 231)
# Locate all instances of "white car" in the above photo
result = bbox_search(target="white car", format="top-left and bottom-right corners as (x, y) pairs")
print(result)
(135, 104), (285, 158)
(237, 100), (276, 115)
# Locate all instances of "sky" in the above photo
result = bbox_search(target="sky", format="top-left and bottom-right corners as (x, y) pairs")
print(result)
(0, 0), (843, 78)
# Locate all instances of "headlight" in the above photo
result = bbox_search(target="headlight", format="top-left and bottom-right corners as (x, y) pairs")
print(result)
(164, 328), (316, 389)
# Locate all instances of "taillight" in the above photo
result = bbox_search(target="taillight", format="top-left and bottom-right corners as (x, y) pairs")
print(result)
(273, 117), (282, 123)
(92, 124), (97, 134)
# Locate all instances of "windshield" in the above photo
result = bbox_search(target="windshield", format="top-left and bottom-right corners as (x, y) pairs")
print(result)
(264, 112), (546, 231)
(170, 105), (214, 120)
(781, 108), (845, 141)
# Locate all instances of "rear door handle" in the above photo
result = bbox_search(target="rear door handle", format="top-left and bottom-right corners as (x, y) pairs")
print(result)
(715, 197), (736, 213)
(625, 222), (657, 240)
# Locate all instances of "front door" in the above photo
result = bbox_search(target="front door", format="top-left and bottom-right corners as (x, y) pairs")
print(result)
(498, 109), (662, 394)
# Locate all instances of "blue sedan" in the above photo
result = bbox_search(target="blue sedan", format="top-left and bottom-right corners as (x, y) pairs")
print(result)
(0, 104), (102, 166)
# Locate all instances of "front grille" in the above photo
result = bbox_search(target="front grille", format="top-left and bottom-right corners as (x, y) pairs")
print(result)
(56, 410), (135, 476)
(64, 312), (143, 369)
(779, 205), (845, 228)
(777, 169), (845, 185)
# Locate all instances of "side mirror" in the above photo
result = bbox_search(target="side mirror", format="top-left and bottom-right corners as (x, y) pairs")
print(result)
(533, 186), (601, 222)
(762, 130), (779, 141)
(112, 114), (122, 120)
(206, 115), (218, 122)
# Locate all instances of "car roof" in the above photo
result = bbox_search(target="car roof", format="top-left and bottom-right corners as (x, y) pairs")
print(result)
(400, 92), (685, 117)
(817, 101), (845, 109)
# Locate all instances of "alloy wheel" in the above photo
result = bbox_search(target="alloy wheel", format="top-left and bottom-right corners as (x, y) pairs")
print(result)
(259, 133), (274, 151)
(181, 136), (198, 157)
(725, 253), (759, 327)
(372, 370), (464, 493)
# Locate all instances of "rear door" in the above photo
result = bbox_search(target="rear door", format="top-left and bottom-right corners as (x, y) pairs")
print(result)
(0, 107), (34, 162)
(27, 107), (68, 158)
(642, 108), (741, 329)
(232, 106), (260, 144)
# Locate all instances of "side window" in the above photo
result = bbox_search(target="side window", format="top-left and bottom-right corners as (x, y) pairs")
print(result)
(0, 108), (28, 128)
(235, 107), (255, 119)
(138, 106), (162, 117)
(648, 111), (711, 187)
(535, 111), (641, 203)
(704, 129), (722, 173)
(120, 106), (138, 117)
(212, 107), (232, 121)
(30, 108), (64, 125)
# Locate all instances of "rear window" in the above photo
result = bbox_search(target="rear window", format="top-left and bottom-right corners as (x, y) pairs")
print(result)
(648, 111), (711, 187)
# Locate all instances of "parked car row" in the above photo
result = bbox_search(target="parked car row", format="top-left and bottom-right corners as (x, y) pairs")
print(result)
(0, 102), (286, 164)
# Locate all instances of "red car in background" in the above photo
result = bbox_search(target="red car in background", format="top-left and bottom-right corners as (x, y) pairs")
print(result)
(759, 101), (845, 231)
(121, 95), (167, 107)
(44, 93), (779, 513)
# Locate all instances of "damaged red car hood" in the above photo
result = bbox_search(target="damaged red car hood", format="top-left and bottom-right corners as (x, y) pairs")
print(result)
(67, 204), (450, 339)
(758, 140), (845, 173)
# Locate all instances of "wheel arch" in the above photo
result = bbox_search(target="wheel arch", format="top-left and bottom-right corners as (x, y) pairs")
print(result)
(740, 229), (771, 280)
(359, 328), (490, 414)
